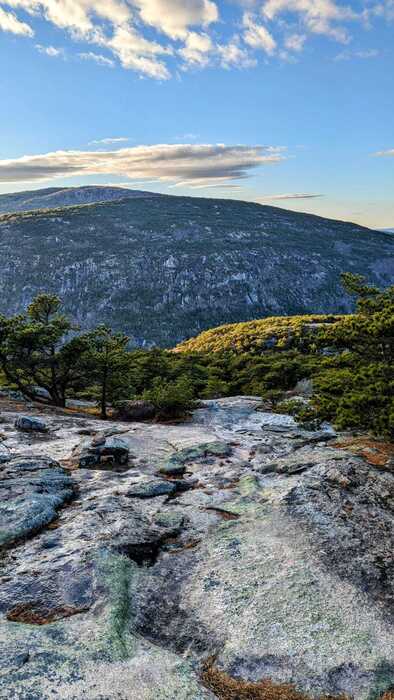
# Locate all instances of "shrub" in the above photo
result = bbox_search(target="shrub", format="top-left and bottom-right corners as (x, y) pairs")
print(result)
(275, 398), (322, 431)
(142, 376), (196, 421)
(202, 375), (230, 399)
(312, 363), (393, 437)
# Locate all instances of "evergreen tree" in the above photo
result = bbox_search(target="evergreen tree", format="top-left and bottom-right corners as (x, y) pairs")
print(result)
(0, 294), (89, 406)
(83, 326), (130, 419)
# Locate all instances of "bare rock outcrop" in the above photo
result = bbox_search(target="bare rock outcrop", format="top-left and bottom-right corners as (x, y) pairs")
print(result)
(0, 399), (393, 699)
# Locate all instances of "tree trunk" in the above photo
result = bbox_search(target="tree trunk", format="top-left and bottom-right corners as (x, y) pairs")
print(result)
(101, 365), (108, 420)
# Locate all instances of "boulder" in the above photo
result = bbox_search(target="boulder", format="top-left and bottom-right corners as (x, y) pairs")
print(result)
(115, 399), (156, 421)
(78, 436), (129, 469)
(14, 416), (48, 433)
(159, 441), (232, 476)
(0, 443), (10, 464)
(125, 479), (176, 499)
(0, 456), (74, 548)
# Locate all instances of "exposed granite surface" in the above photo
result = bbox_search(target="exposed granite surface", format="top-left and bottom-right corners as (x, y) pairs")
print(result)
(0, 398), (393, 699)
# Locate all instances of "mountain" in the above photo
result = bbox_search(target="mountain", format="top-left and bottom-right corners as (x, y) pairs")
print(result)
(379, 228), (394, 235)
(0, 185), (163, 214)
(0, 189), (393, 346)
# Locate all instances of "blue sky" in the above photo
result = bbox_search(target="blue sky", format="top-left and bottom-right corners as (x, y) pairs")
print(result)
(0, 0), (393, 228)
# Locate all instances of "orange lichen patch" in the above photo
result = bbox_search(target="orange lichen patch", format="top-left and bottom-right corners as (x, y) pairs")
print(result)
(201, 664), (349, 700)
(332, 437), (394, 468)
(206, 507), (240, 521)
(167, 538), (201, 554)
(380, 694), (394, 700)
(46, 520), (61, 530)
(222, 479), (241, 490)
(59, 458), (79, 471)
(6, 602), (89, 625)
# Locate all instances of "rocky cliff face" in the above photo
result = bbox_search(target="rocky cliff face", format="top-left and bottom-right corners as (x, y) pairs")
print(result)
(0, 190), (392, 346)
(0, 398), (393, 699)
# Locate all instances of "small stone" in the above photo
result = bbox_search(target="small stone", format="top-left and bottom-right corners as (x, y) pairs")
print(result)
(126, 480), (176, 499)
(326, 468), (351, 488)
(91, 434), (106, 446)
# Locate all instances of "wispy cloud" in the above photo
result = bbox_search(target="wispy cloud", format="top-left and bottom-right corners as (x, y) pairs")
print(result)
(78, 52), (114, 67)
(178, 31), (213, 68)
(217, 39), (257, 68)
(0, 143), (287, 187)
(261, 0), (357, 43)
(259, 193), (323, 200)
(243, 12), (276, 55)
(284, 34), (306, 52)
(173, 133), (200, 141)
(374, 148), (394, 157)
(369, 0), (394, 21)
(89, 137), (131, 145)
(35, 44), (64, 57)
(334, 48), (379, 60)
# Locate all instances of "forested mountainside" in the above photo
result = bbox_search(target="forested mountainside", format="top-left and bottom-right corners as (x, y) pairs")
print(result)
(0, 190), (392, 346)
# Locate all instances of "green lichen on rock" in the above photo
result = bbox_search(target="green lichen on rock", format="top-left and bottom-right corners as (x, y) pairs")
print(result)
(94, 550), (137, 661)
(160, 441), (232, 475)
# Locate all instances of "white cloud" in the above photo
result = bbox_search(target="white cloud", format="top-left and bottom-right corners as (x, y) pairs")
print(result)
(89, 137), (131, 145)
(284, 33), (306, 51)
(6, 0), (132, 35)
(133, 0), (218, 40)
(173, 133), (200, 141)
(243, 13), (276, 54)
(79, 52), (115, 67)
(374, 148), (394, 156)
(3, 0), (220, 77)
(35, 44), (64, 57)
(0, 143), (287, 186)
(0, 0), (391, 77)
(106, 26), (172, 79)
(218, 39), (257, 68)
(334, 48), (379, 60)
(3, 0), (172, 78)
(260, 193), (323, 200)
(0, 5), (33, 35)
(369, 1), (394, 21)
(179, 31), (213, 67)
(261, 0), (356, 43)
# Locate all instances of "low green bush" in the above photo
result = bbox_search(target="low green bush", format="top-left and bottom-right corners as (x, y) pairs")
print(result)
(142, 376), (196, 421)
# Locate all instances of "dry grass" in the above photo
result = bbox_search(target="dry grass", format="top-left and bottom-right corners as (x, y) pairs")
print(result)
(6, 602), (89, 625)
(166, 538), (201, 554)
(201, 663), (394, 700)
(332, 436), (394, 468)
(205, 507), (240, 521)
(201, 663), (350, 700)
